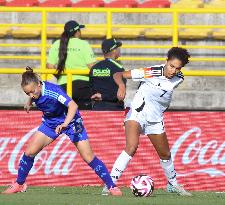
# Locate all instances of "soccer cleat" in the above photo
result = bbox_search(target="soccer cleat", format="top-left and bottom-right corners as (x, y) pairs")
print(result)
(109, 186), (122, 196)
(2, 182), (27, 194)
(101, 185), (109, 196)
(166, 183), (192, 196)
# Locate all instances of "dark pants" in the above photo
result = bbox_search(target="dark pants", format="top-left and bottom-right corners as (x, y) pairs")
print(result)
(92, 101), (124, 111)
(60, 80), (92, 110)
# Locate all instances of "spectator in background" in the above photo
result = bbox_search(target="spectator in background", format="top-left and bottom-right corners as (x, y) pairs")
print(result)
(90, 38), (126, 111)
(47, 20), (96, 110)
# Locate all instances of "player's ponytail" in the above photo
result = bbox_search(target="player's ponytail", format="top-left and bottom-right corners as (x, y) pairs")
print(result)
(57, 31), (70, 76)
(21, 66), (40, 87)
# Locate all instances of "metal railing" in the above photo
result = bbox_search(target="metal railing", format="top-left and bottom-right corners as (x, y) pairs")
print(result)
(0, 7), (225, 97)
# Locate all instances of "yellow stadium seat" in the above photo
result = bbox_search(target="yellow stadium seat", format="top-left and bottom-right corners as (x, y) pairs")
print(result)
(170, 0), (204, 8)
(204, 2), (225, 8)
(81, 28), (106, 39)
(47, 27), (106, 39)
(176, 0), (204, 3)
(0, 27), (11, 38)
(212, 29), (225, 40)
(47, 27), (63, 38)
(179, 28), (212, 40)
(11, 27), (41, 38)
(112, 28), (144, 39)
(210, 0), (225, 3)
(144, 28), (172, 39)
(170, 4), (203, 8)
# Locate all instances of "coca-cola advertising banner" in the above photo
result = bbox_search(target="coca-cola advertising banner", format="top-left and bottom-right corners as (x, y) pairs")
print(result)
(0, 111), (225, 191)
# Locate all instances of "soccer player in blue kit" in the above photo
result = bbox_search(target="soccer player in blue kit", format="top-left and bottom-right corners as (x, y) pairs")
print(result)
(2, 67), (122, 196)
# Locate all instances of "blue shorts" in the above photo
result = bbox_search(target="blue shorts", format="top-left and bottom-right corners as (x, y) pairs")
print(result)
(38, 117), (88, 143)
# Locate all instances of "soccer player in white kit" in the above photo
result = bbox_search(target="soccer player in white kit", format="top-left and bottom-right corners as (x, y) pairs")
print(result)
(103, 47), (192, 196)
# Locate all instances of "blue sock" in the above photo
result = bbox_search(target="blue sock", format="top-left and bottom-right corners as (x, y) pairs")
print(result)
(16, 153), (34, 185)
(88, 156), (115, 189)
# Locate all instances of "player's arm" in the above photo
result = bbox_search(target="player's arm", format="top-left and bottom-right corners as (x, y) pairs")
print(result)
(113, 70), (131, 86)
(55, 100), (78, 134)
(113, 71), (131, 101)
(114, 68), (153, 101)
(113, 67), (150, 85)
(63, 100), (78, 126)
(24, 97), (33, 113)
(54, 86), (78, 134)
(113, 70), (132, 82)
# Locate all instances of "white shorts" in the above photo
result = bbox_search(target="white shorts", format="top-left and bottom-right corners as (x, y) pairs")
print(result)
(125, 108), (165, 135)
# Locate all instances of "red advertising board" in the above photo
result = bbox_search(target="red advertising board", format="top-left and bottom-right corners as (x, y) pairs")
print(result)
(0, 111), (224, 191)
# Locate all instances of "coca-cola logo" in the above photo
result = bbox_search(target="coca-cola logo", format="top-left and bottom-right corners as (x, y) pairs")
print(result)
(0, 127), (77, 176)
(1, 126), (225, 179)
(171, 127), (225, 177)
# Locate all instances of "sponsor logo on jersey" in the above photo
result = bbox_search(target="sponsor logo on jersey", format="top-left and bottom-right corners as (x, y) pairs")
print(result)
(58, 95), (67, 104)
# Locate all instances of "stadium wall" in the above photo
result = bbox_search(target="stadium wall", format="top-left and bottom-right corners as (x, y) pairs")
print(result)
(0, 110), (225, 191)
(0, 12), (225, 109)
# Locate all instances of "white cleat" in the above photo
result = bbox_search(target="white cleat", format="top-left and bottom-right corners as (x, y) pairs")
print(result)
(101, 185), (109, 196)
(166, 183), (192, 196)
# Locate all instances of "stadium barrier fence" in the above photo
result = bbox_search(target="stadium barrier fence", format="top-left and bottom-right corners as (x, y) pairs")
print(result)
(0, 7), (225, 96)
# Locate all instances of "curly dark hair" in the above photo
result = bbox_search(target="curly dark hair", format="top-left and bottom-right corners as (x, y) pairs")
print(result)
(167, 47), (190, 67)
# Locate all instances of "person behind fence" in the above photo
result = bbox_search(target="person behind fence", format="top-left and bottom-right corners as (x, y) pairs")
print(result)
(2, 66), (122, 196)
(47, 20), (96, 110)
(89, 38), (126, 111)
(102, 47), (192, 196)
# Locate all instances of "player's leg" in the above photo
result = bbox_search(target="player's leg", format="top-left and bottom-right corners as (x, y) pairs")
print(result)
(147, 123), (191, 196)
(110, 120), (141, 185)
(147, 131), (176, 183)
(2, 130), (54, 194)
(68, 123), (121, 196)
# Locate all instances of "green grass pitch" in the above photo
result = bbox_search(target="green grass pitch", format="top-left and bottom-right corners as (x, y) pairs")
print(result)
(0, 186), (224, 205)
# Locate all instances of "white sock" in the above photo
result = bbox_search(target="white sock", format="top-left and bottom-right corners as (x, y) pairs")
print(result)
(110, 150), (132, 184)
(160, 158), (177, 186)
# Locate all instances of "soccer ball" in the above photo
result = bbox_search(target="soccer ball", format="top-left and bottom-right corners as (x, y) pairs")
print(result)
(130, 174), (154, 197)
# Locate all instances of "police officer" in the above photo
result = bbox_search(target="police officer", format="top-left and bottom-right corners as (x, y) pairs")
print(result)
(89, 38), (126, 111)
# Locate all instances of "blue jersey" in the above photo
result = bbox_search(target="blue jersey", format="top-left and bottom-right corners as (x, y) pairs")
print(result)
(33, 81), (79, 128)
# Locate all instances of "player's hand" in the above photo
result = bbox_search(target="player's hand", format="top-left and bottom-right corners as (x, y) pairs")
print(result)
(117, 84), (126, 101)
(91, 93), (102, 101)
(55, 123), (68, 134)
(24, 103), (32, 113)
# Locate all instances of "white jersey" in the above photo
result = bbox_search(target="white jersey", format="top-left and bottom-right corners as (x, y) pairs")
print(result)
(127, 64), (184, 123)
